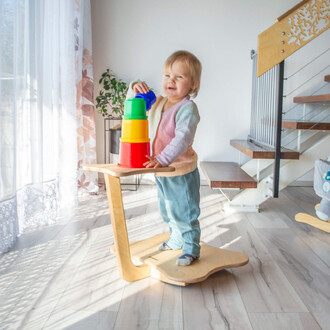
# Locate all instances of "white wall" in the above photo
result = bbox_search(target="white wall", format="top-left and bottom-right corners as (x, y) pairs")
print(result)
(91, 0), (303, 178)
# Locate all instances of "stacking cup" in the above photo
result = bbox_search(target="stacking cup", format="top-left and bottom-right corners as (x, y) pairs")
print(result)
(121, 119), (149, 143)
(119, 97), (150, 168)
(123, 98), (147, 120)
(118, 142), (150, 168)
(135, 90), (156, 110)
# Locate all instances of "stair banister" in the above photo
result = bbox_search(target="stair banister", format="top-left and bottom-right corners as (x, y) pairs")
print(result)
(257, 0), (329, 77)
(273, 61), (285, 198)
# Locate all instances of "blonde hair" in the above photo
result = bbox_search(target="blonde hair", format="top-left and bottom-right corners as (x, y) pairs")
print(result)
(164, 50), (202, 98)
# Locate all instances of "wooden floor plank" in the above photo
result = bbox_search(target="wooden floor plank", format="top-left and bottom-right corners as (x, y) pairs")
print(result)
(254, 228), (330, 313)
(44, 309), (118, 330)
(158, 284), (184, 330)
(249, 204), (330, 268)
(113, 278), (167, 330)
(312, 312), (330, 330)
(249, 312), (321, 330)
(217, 213), (309, 313)
(1, 186), (329, 329)
(182, 271), (252, 329)
(273, 188), (330, 267)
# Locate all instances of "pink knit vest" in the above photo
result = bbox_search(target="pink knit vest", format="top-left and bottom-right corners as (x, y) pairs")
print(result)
(153, 97), (191, 156)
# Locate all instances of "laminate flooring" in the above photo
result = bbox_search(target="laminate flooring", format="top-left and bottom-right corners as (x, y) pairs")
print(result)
(0, 185), (329, 330)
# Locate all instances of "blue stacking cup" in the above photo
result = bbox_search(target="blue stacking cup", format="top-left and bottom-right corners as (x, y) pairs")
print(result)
(135, 90), (156, 110)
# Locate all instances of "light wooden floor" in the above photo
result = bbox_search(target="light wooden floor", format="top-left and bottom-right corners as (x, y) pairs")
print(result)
(0, 185), (329, 330)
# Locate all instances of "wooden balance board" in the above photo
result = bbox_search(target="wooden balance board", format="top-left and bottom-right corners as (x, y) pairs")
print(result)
(295, 204), (330, 233)
(111, 233), (248, 286)
(84, 164), (249, 286)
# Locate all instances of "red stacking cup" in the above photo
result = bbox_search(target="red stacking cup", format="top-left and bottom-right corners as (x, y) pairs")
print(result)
(118, 141), (150, 168)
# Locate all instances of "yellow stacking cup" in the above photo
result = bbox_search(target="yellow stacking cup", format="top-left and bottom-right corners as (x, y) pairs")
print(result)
(120, 119), (150, 143)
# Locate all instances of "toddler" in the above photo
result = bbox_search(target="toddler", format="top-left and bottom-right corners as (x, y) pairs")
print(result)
(127, 50), (201, 266)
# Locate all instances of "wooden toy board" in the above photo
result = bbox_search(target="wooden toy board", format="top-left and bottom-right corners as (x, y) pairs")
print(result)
(295, 204), (330, 233)
(84, 164), (249, 286)
(111, 232), (248, 286)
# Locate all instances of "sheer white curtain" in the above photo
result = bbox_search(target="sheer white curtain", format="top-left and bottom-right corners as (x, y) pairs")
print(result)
(0, 0), (98, 253)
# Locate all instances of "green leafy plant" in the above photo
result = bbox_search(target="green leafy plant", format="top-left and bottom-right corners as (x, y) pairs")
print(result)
(95, 69), (128, 118)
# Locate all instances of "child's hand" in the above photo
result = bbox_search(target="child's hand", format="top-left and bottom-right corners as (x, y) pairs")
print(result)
(133, 82), (149, 95)
(143, 155), (163, 169)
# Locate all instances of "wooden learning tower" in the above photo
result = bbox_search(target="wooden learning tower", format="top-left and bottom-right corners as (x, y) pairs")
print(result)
(118, 98), (150, 168)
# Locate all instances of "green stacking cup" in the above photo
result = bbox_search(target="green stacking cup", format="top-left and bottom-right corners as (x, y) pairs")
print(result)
(123, 98), (148, 120)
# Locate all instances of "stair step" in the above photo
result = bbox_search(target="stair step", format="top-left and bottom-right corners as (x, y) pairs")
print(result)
(200, 161), (257, 189)
(325, 75), (330, 82)
(282, 121), (330, 130)
(230, 140), (299, 159)
(293, 94), (330, 103)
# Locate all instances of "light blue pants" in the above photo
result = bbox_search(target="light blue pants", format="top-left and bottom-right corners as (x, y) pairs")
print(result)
(155, 168), (201, 257)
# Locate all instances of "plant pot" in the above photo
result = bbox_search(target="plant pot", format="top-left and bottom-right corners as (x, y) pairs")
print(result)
(110, 127), (121, 154)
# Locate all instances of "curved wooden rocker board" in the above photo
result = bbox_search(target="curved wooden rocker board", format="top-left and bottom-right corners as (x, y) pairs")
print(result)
(111, 233), (248, 286)
(84, 164), (249, 286)
(295, 204), (330, 233)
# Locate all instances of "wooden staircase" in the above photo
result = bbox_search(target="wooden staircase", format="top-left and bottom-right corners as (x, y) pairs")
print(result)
(229, 140), (299, 159)
(200, 162), (257, 189)
(293, 94), (330, 103)
(282, 121), (330, 130)
(200, 73), (330, 210)
(200, 1), (329, 211)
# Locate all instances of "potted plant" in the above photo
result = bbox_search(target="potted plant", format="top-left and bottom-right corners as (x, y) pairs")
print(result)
(95, 69), (128, 155)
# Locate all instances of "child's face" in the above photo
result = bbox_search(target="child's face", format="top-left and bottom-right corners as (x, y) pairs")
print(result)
(162, 60), (194, 102)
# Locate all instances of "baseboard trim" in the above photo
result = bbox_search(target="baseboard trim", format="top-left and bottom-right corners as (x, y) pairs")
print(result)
(288, 181), (313, 187)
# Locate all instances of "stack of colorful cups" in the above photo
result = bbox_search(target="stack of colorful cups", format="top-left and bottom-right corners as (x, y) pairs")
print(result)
(118, 98), (150, 168)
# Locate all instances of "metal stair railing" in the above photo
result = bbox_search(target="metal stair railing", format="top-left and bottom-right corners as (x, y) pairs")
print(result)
(248, 51), (284, 197)
(248, 46), (329, 198)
